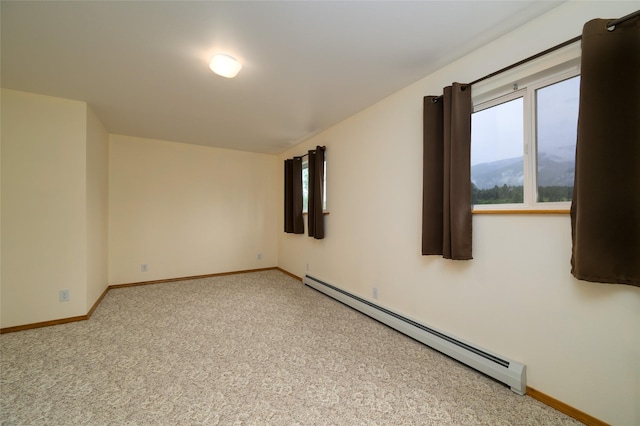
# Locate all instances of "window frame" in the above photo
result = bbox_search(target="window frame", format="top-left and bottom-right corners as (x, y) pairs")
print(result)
(472, 89), (527, 209)
(301, 157), (327, 214)
(471, 43), (581, 212)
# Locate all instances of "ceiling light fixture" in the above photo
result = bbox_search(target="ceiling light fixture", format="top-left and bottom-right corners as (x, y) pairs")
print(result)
(209, 54), (242, 78)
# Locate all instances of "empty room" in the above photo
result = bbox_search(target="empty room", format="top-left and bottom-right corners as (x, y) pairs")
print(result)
(1, 1), (639, 425)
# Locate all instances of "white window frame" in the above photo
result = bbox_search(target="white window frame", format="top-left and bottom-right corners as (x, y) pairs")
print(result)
(471, 41), (581, 211)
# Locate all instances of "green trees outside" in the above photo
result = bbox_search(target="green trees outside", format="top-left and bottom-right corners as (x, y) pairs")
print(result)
(537, 185), (573, 202)
(471, 183), (573, 204)
(472, 183), (523, 204)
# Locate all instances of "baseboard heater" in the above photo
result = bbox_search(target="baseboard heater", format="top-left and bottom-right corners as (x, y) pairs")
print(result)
(303, 274), (526, 395)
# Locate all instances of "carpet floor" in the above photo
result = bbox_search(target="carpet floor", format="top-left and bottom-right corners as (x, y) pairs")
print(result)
(1, 270), (581, 425)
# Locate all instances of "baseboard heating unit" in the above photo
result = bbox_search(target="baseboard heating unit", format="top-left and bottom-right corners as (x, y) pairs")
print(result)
(303, 274), (527, 395)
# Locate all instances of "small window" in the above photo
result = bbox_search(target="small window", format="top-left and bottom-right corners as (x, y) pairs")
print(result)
(302, 161), (309, 212)
(302, 158), (327, 213)
(535, 76), (579, 203)
(471, 95), (524, 205)
(471, 59), (579, 210)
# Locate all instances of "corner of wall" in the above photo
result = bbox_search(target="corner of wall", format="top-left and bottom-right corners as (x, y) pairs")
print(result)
(0, 89), (99, 328)
(85, 106), (109, 313)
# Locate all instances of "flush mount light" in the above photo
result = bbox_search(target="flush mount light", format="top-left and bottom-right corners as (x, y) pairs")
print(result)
(209, 54), (242, 78)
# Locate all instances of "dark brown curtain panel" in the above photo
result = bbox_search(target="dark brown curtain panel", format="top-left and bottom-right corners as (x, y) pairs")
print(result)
(307, 146), (325, 239)
(422, 83), (472, 260)
(284, 157), (304, 234)
(571, 17), (640, 287)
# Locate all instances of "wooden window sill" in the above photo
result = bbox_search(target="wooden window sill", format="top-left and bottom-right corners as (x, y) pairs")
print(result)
(472, 209), (569, 215)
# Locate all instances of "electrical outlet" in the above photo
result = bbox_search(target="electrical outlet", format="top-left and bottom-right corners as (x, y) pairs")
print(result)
(257, 253), (262, 260)
(373, 287), (378, 299)
(306, 263), (309, 271)
(141, 264), (148, 272)
(59, 289), (70, 302)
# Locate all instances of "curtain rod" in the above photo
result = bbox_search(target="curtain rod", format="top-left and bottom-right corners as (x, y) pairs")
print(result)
(294, 145), (326, 160)
(469, 9), (639, 87)
(607, 9), (640, 28)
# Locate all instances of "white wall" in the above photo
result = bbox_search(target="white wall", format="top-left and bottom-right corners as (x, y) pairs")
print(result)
(86, 106), (109, 310)
(277, 2), (640, 425)
(108, 134), (278, 285)
(1, 89), (88, 327)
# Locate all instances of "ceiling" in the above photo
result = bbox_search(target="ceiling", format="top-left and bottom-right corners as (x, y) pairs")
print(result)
(1, 1), (563, 155)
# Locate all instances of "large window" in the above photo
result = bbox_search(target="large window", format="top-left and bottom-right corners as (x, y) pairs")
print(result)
(471, 53), (580, 210)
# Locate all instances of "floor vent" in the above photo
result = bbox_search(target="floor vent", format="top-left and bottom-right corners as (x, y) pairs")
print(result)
(303, 274), (526, 395)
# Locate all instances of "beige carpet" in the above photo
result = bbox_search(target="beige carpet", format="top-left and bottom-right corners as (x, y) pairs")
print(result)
(1, 270), (580, 425)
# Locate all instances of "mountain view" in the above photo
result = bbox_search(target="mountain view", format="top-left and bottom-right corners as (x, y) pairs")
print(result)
(470, 75), (579, 205)
(471, 145), (575, 204)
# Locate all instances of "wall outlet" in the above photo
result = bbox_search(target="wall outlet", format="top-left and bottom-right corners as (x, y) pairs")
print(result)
(372, 287), (378, 299)
(257, 253), (262, 260)
(306, 263), (309, 272)
(59, 289), (70, 302)
(141, 264), (148, 272)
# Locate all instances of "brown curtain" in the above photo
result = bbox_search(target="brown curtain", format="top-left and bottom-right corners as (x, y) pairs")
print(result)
(571, 17), (640, 287)
(307, 146), (325, 239)
(422, 83), (472, 260)
(284, 157), (304, 234)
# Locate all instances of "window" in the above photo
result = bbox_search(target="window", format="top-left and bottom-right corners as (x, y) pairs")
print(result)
(302, 158), (327, 213)
(471, 95), (524, 205)
(471, 49), (580, 210)
(535, 76), (580, 203)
